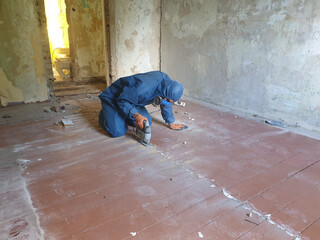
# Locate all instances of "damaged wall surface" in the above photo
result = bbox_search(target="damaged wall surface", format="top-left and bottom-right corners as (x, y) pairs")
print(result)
(110, 0), (160, 80)
(161, 0), (320, 131)
(0, 0), (52, 106)
(66, 0), (106, 82)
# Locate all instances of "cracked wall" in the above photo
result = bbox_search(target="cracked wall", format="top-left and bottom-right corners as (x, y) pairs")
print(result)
(0, 0), (52, 106)
(161, 0), (320, 131)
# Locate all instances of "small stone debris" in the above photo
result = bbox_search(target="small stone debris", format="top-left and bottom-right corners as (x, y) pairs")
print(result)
(90, 95), (99, 100)
(17, 159), (30, 170)
(43, 106), (51, 113)
(54, 121), (61, 126)
(247, 213), (252, 217)
(130, 232), (137, 236)
(294, 122), (300, 128)
(183, 141), (187, 145)
(234, 115), (238, 119)
(61, 118), (73, 126)
(198, 232), (204, 238)
(183, 112), (190, 116)
(2, 114), (11, 118)
(17, 159), (30, 165)
(50, 106), (66, 113)
(189, 117), (195, 121)
(264, 119), (285, 127)
(50, 106), (59, 112)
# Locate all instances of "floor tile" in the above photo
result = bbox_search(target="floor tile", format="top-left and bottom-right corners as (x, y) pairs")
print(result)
(0, 99), (319, 239)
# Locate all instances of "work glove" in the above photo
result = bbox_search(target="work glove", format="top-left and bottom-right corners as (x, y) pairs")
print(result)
(168, 123), (188, 131)
(133, 113), (148, 129)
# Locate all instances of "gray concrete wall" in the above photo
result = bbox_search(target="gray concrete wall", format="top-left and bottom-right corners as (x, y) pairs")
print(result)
(110, 0), (160, 80)
(0, 0), (52, 106)
(161, 0), (320, 131)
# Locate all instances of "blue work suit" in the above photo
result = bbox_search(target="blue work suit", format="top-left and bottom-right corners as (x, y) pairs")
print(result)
(98, 71), (184, 137)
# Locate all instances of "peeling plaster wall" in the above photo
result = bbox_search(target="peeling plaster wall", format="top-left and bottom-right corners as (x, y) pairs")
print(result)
(0, 0), (52, 106)
(66, 0), (106, 82)
(111, 0), (160, 79)
(162, 0), (320, 130)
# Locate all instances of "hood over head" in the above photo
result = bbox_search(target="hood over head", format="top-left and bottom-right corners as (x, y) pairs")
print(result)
(160, 79), (184, 102)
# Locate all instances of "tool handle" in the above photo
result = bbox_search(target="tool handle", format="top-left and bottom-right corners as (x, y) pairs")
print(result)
(143, 120), (149, 128)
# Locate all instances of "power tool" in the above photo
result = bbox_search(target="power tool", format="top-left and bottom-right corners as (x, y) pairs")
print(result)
(136, 120), (151, 146)
(136, 97), (185, 146)
(153, 96), (186, 107)
(152, 96), (170, 107)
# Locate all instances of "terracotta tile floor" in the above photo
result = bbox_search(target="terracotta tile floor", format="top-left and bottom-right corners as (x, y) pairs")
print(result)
(1, 99), (320, 240)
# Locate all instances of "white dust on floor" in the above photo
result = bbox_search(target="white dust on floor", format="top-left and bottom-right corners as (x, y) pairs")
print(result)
(0, 149), (44, 240)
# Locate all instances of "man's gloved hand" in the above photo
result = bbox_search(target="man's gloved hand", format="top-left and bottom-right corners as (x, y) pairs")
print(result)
(168, 123), (188, 131)
(133, 113), (148, 129)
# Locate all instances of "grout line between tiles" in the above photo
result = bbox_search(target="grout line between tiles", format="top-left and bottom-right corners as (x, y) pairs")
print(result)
(21, 170), (45, 240)
(77, 179), (208, 238)
(247, 159), (320, 203)
(150, 145), (303, 240)
(299, 215), (320, 237)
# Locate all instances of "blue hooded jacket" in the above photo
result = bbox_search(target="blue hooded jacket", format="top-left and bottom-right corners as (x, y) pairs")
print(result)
(99, 71), (183, 124)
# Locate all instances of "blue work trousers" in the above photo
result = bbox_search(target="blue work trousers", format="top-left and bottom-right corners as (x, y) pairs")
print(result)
(99, 102), (152, 137)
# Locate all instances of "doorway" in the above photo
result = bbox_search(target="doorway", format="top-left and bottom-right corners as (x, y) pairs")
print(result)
(44, 0), (71, 81)
(44, 0), (108, 100)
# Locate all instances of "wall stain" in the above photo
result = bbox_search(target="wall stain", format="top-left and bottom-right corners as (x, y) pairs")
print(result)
(178, 2), (191, 18)
(125, 38), (135, 51)
(0, 68), (24, 106)
(0, 0), (49, 104)
(114, 0), (160, 77)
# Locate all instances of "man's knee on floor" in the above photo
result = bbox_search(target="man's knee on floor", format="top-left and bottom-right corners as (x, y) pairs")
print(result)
(108, 127), (127, 138)
(99, 110), (127, 137)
